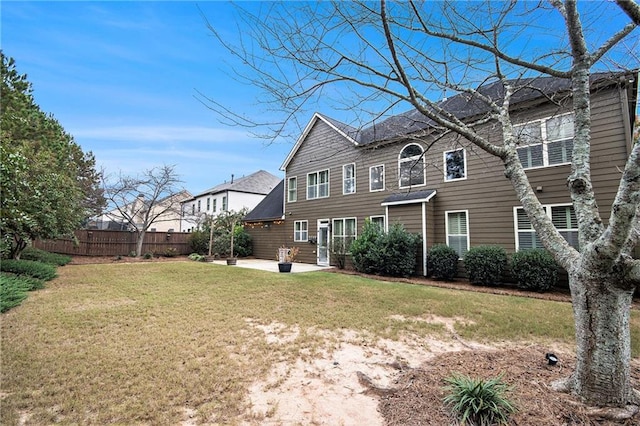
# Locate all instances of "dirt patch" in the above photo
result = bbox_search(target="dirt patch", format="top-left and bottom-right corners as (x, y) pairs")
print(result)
(242, 321), (640, 426)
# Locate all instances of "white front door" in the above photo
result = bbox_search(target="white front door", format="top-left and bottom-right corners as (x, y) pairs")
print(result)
(317, 220), (330, 266)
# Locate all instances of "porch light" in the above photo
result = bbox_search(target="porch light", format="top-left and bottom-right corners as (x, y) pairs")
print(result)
(545, 353), (558, 366)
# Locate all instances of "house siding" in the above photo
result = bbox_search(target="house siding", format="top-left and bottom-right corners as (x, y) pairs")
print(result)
(249, 80), (634, 276)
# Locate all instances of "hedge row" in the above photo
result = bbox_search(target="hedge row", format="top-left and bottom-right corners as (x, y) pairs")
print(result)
(428, 245), (558, 292)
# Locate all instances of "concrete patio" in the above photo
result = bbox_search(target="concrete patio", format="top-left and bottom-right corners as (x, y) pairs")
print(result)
(210, 259), (332, 273)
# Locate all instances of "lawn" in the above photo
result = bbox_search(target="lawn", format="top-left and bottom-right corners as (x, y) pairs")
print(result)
(1, 262), (638, 424)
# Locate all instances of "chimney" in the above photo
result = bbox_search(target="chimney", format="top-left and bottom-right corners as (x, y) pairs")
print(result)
(231, 174), (234, 184)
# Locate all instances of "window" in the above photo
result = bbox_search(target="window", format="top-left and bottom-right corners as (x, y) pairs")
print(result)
(197, 200), (201, 213)
(370, 215), (385, 231)
(213, 199), (217, 212)
(222, 196), (227, 211)
(288, 177), (297, 202)
(399, 144), (425, 187)
(343, 164), (356, 194)
(446, 211), (469, 258)
(369, 165), (385, 191)
(307, 170), (329, 199)
(332, 217), (356, 252)
(206, 197), (210, 211)
(515, 113), (574, 169)
(294, 220), (308, 242)
(191, 204), (195, 215)
(514, 204), (579, 250)
(444, 148), (466, 181)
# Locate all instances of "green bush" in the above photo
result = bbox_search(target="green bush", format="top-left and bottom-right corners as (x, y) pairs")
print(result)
(188, 253), (206, 262)
(464, 245), (507, 286)
(188, 230), (209, 255)
(351, 222), (420, 277)
(428, 244), (459, 281)
(20, 247), (71, 266)
(163, 247), (179, 258)
(444, 373), (517, 426)
(213, 226), (253, 257)
(0, 273), (45, 313)
(511, 249), (558, 292)
(0, 259), (57, 281)
(350, 219), (382, 274)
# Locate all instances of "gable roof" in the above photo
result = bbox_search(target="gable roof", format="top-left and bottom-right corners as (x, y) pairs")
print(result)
(280, 112), (359, 170)
(243, 179), (284, 221)
(188, 170), (280, 201)
(280, 71), (635, 169)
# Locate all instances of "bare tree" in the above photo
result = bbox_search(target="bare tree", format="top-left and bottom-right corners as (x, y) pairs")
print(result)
(103, 165), (186, 257)
(203, 0), (640, 417)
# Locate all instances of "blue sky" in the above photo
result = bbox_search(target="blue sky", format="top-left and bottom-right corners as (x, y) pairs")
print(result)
(2, 1), (637, 197)
(1, 1), (298, 195)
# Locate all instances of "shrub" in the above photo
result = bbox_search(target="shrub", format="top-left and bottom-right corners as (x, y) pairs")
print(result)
(188, 253), (206, 262)
(464, 245), (507, 286)
(428, 244), (459, 281)
(511, 249), (558, 292)
(20, 247), (72, 266)
(188, 230), (209, 255)
(444, 373), (517, 426)
(1, 273), (46, 312)
(213, 226), (253, 257)
(0, 259), (57, 281)
(378, 223), (421, 277)
(143, 252), (154, 259)
(350, 219), (383, 274)
(163, 247), (179, 258)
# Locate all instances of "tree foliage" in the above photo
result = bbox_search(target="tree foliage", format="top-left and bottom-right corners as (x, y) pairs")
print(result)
(0, 52), (104, 259)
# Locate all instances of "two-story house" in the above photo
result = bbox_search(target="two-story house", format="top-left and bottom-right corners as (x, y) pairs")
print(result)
(244, 72), (638, 275)
(181, 170), (281, 232)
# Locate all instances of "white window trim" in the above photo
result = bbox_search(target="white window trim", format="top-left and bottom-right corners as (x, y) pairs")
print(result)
(342, 163), (356, 195)
(294, 220), (308, 242)
(515, 112), (574, 170)
(369, 215), (386, 232)
(445, 210), (470, 259)
(369, 164), (385, 192)
(288, 176), (297, 203)
(306, 169), (330, 200)
(332, 217), (357, 252)
(513, 203), (578, 251)
(398, 143), (426, 189)
(443, 148), (467, 182)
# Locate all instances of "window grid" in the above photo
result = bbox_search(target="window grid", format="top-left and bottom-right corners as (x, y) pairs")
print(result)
(399, 144), (425, 188)
(514, 204), (579, 251)
(369, 165), (385, 192)
(332, 217), (357, 253)
(288, 177), (297, 203)
(446, 211), (469, 259)
(343, 164), (356, 195)
(294, 220), (308, 242)
(515, 113), (574, 169)
(444, 148), (467, 182)
(307, 170), (330, 199)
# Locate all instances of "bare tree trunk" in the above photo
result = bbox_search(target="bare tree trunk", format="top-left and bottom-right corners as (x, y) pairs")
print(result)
(136, 231), (145, 257)
(559, 270), (638, 409)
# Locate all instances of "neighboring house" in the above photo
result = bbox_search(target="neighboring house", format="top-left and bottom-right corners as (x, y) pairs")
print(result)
(244, 72), (638, 274)
(181, 170), (281, 232)
(90, 190), (192, 232)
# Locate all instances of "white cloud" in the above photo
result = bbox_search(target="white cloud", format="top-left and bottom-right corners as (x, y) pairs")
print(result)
(71, 126), (252, 143)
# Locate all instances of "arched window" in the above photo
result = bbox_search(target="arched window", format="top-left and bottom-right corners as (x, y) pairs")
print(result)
(399, 143), (425, 187)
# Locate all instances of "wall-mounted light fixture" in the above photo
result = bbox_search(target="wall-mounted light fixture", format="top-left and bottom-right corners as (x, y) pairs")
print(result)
(264, 223), (271, 229)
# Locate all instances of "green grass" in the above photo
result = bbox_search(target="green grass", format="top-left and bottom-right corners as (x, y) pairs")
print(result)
(1, 262), (638, 424)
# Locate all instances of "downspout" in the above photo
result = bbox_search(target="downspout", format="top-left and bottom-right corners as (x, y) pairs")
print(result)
(422, 201), (428, 276)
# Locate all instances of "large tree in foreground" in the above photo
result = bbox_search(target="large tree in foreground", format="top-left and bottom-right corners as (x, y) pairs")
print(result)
(103, 165), (186, 257)
(0, 52), (104, 259)
(204, 0), (640, 416)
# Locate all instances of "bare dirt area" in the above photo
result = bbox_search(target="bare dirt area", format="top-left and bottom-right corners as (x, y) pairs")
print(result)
(242, 321), (640, 426)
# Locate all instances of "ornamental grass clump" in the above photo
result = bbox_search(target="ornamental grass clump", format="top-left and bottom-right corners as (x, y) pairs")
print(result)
(443, 373), (517, 426)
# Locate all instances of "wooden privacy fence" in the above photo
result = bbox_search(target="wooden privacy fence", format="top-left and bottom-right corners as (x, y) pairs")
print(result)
(33, 230), (192, 257)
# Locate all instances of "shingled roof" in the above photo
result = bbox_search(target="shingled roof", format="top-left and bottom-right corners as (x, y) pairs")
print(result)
(243, 180), (284, 221)
(190, 170), (280, 200)
(340, 72), (628, 146)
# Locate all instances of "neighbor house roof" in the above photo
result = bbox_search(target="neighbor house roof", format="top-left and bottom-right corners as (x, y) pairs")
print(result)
(243, 180), (284, 221)
(187, 170), (281, 201)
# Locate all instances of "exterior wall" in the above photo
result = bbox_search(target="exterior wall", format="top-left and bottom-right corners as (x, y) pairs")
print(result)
(270, 85), (631, 273)
(244, 221), (289, 260)
(181, 191), (270, 232)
